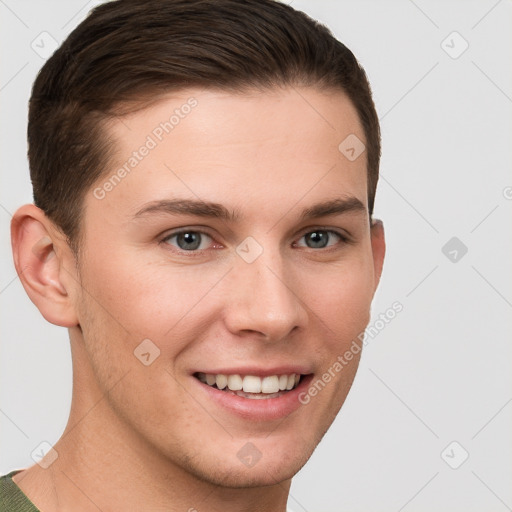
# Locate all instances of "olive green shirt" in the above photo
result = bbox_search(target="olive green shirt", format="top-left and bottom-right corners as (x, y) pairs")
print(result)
(0, 471), (39, 512)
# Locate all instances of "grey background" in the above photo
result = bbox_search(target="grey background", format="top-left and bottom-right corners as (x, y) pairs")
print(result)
(1, 1), (511, 511)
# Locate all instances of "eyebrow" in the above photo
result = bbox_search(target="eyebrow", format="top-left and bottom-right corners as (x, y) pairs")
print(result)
(132, 196), (366, 222)
(299, 197), (366, 220)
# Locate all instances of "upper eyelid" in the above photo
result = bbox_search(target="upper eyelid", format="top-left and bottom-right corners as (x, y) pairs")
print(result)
(295, 226), (349, 239)
(161, 228), (214, 242)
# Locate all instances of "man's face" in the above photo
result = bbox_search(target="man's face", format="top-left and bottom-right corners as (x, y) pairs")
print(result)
(71, 86), (383, 486)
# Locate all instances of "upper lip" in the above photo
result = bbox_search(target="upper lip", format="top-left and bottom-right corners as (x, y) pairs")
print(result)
(191, 366), (311, 377)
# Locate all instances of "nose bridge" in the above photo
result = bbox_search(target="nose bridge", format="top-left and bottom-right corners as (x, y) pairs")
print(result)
(225, 239), (306, 339)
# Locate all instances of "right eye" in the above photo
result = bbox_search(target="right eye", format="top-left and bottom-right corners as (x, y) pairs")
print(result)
(161, 230), (216, 252)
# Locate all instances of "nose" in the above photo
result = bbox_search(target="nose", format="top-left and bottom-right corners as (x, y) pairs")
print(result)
(222, 247), (308, 342)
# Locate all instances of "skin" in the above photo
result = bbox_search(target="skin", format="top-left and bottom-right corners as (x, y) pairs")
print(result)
(10, 86), (385, 512)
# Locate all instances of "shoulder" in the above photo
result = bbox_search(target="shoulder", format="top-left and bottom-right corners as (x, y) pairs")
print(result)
(0, 470), (40, 512)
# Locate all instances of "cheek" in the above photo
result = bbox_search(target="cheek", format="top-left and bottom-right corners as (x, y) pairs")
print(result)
(78, 247), (229, 352)
(301, 261), (372, 422)
(308, 253), (375, 342)
(76, 254), (203, 427)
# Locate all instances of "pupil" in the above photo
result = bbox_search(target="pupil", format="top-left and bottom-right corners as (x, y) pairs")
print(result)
(307, 231), (327, 248)
(178, 232), (201, 250)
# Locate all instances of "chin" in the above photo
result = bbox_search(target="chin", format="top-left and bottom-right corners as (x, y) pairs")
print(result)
(194, 456), (309, 489)
(182, 435), (319, 489)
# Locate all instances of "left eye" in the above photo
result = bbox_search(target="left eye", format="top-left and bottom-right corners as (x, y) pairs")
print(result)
(295, 230), (343, 249)
(162, 231), (213, 251)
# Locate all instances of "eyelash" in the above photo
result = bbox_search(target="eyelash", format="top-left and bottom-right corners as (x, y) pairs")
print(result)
(159, 227), (351, 255)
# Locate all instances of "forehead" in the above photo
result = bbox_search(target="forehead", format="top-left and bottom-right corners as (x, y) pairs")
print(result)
(87, 86), (367, 226)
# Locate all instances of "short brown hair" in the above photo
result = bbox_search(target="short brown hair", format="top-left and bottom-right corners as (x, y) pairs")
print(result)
(28, 0), (380, 256)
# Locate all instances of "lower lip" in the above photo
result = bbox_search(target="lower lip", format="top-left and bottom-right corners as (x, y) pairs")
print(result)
(194, 374), (314, 421)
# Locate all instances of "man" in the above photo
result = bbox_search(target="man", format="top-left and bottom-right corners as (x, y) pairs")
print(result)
(1, 0), (385, 510)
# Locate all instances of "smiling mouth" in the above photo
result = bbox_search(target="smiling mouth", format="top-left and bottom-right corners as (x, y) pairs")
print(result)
(194, 372), (303, 400)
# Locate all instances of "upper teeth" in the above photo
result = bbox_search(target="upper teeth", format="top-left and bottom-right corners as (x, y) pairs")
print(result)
(196, 373), (301, 393)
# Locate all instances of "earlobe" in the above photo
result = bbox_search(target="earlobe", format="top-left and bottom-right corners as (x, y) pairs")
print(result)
(370, 218), (386, 289)
(11, 204), (79, 328)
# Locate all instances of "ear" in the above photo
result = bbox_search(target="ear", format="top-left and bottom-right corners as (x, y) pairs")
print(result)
(11, 204), (79, 327)
(370, 218), (385, 290)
